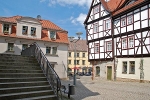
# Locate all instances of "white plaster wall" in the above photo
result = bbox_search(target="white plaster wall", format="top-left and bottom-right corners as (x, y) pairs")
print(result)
(17, 22), (42, 39)
(95, 61), (114, 79)
(116, 58), (150, 81)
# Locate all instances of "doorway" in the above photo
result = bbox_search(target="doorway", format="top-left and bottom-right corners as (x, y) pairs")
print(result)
(107, 66), (112, 80)
(96, 66), (100, 76)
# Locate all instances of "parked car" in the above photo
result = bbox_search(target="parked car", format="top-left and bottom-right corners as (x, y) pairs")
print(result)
(85, 73), (91, 76)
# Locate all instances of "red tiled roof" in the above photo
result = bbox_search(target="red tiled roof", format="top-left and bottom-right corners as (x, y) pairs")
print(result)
(68, 39), (87, 52)
(0, 16), (69, 44)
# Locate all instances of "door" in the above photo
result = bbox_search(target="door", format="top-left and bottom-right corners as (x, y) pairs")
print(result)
(107, 66), (112, 80)
(96, 66), (100, 76)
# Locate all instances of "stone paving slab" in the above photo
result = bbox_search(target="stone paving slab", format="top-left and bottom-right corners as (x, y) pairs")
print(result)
(61, 76), (150, 100)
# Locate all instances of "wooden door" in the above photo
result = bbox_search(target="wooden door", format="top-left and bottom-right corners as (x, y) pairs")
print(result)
(107, 66), (112, 80)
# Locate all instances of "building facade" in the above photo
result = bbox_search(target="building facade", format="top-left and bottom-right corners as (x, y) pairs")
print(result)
(0, 15), (69, 79)
(68, 39), (92, 75)
(84, 0), (150, 82)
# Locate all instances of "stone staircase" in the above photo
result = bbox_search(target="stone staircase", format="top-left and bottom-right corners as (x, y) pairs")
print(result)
(0, 54), (58, 100)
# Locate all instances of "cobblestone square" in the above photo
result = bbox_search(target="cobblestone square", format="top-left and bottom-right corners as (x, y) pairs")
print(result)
(61, 76), (150, 100)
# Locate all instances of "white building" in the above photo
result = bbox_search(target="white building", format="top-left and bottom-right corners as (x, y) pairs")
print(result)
(0, 15), (69, 79)
(84, 0), (150, 82)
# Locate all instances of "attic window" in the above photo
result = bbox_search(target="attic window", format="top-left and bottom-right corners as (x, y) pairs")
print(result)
(50, 31), (56, 39)
(31, 27), (36, 36)
(105, 0), (110, 2)
(22, 26), (28, 35)
(3, 24), (9, 33)
(126, 0), (136, 6)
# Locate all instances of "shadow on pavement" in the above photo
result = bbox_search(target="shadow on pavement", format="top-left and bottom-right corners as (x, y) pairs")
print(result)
(61, 78), (100, 100)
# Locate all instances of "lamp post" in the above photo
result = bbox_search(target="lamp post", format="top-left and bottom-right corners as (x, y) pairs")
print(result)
(68, 32), (82, 86)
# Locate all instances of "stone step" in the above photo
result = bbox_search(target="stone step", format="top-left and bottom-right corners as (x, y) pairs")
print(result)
(0, 65), (41, 70)
(0, 62), (39, 66)
(0, 85), (52, 95)
(15, 95), (58, 100)
(0, 59), (38, 63)
(0, 69), (43, 73)
(0, 73), (45, 78)
(0, 77), (47, 82)
(0, 90), (56, 100)
(0, 81), (49, 88)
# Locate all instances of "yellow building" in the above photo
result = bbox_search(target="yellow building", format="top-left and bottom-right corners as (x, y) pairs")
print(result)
(68, 39), (92, 75)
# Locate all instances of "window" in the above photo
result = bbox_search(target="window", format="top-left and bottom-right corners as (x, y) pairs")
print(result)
(127, 15), (133, 25)
(68, 60), (71, 64)
(82, 60), (85, 65)
(122, 38), (127, 49)
(22, 26), (28, 35)
(94, 5), (99, 14)
(105, 19), (111, 30)
(46, 47), (57, 55)
(8, 43), (14, 51)
(121, 18), (126, 27)
(50, 31), (56, 39)
(31, 27), (36, 36)
(77, 60), (80, 65)
(129, 61), (135, 74)
(93, 23), (98, 33)
(105, 0), (110, 2)
(94, 43), (99, 53)
(128, 37), (134, 48)
(82, 53), (85, 57)
(46, 47), (51, 54)
(68, 52), (71, 57)
(3, 24), (9, 33)
(22, 44), (28, 50)
(74, 60), (76, 65)
(52, 47), (57, 55)
(106, 41), (112, 51)
(77, 53), (79, 57)
(122, 61), (127, 74)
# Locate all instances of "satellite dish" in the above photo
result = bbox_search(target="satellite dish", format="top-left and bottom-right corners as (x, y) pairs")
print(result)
(37, 15), (41, 20)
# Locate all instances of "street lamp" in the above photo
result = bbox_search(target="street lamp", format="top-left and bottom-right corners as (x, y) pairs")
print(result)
(68, 32), (83, 86)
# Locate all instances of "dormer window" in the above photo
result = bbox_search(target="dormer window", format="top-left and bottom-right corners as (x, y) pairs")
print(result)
(3, 24), (9, 34)
(31, 27), (36, 36)
(50, 31), (56, 39)
(105, 0), (110, 2)
(22, 26), (28, 35)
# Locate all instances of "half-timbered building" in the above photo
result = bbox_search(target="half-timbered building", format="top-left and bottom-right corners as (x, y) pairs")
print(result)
(84, 0), (150, 82)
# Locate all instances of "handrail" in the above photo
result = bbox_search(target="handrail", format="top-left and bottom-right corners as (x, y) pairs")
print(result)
(21, 42), (62, 99)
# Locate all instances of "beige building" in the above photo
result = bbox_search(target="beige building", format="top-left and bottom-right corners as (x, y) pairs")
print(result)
(68, 39), (92, 75)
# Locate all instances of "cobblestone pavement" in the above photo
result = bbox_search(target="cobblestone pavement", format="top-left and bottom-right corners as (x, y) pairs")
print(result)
(61, 76), (150, 100)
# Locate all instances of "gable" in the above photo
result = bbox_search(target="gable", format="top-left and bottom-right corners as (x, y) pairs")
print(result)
(84, 0), (110, 24)
(17, 17), (41, 25)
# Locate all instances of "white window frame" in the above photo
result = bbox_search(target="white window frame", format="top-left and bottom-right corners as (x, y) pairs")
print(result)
(8, 43), (14, 51)
(105, 19), (111, 30)
(121, 18), (126, 27)
(128, 36), (134, 48)
(93, 23), (98, 33)
(122, 61), (127, 74)
(22, 26), (28, 35)
(127, 15), (133, 25)
(3, 24), (9, 33)
(46, 46), (57, 55)
(31, 27), (36, 36)
(129, 61), (135, 74)
(50, 31), (56, 39)
(122, 38), (127, 49)
(94, 5), (99, 14)
(94, 43), (99, 53)
(106, 41), (112, 51)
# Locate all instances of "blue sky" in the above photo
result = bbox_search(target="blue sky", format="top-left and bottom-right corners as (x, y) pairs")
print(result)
(0, 0), (92, 39)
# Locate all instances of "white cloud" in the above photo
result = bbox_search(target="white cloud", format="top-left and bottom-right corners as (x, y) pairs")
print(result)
(42, 0), (91, 7)
(70, 13), (87, 26)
